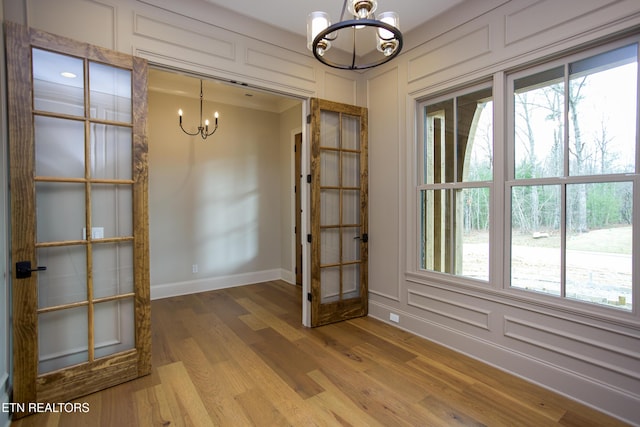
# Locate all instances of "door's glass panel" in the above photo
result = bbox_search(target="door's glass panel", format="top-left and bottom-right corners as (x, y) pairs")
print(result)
(36, 182), (86, 243)
(342, 152), (360, 188)
(566, 182), (632, 309)
(89, 62), (132, 123)
(94, 298), (135, 358)
(321, 189), (340, 226)
(91, 124), (132, 180)
(510, 185), (561, 295)
(37, 245), (87, 308)
(320, 266), (340, 303)
(342, 190), (360, 225)
(320, 111), (340, 148)
(93, 242), (134, 299)
(342, 264), (360, 299)
(35, 116), (85, 178)
(38, 306), (88, 374)
(320, 150), (339, 187)
(32, 48), (84, 116)
(321, 228), (340, 265)
(91, 184), (133, 238)
(341, 115), (360, 150)
(342, 227), (361, 263)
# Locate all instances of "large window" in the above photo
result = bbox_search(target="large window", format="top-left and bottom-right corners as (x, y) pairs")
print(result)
(509, 43), (637, 310)
(417, 39), (638, 313)
(418, 85), (493, 281)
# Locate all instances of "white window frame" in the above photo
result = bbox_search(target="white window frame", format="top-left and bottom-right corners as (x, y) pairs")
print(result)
(411, 35), (640, 320)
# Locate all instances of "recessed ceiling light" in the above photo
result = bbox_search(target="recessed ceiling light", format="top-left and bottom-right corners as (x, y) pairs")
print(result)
(61, 71), (77, 78)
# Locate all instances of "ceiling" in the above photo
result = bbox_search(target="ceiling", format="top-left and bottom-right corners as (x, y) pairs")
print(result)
(149, 0), (466, 112)
(202, 0), (465, 42)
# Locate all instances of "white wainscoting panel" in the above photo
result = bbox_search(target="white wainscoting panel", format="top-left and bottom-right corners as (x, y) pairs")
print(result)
(26, 0), (116, 50)
(408, 25), (492, 84)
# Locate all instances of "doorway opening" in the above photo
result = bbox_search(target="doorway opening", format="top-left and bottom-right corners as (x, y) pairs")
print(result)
(146, 67), (306, 303)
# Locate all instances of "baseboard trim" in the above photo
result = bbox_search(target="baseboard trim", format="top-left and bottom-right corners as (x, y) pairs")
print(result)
(369, 300), (639, 426)
(151, 268), (294, 300)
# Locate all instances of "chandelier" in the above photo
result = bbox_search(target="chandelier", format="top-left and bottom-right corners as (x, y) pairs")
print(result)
(307, 0), (402, 70)
(178, 79), (219, 140)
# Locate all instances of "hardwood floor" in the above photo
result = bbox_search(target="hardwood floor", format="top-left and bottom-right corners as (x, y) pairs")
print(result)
(11, 281), (630, 426)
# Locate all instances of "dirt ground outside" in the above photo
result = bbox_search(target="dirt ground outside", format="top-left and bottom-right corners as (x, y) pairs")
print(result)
(461, 226), (632, 310)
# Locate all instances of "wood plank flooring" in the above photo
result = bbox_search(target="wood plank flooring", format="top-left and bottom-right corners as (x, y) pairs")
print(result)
(11, 281), (630, 426)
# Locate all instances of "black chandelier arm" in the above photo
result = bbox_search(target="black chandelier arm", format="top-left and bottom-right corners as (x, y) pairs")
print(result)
(312, 18), (403, 70)
(200, 124), (218, 139)
(179, 122), (204, 137)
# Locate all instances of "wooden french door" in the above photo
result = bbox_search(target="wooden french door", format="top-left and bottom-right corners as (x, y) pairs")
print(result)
(309, 98), (368, 327)
(5, 22), (150, 417)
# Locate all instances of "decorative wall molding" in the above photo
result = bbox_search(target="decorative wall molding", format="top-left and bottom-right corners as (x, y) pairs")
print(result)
(504, 316), (640, 384)
(408, 25), (492, 84)
(26, 0), (117, 50)
(245, 47), (315, 83)
(504, 0), (620, 46)
(133, 13), (235, 62)
(407, 289), (491, 331)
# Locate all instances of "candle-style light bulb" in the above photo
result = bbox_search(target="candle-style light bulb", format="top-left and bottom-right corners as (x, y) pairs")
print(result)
(178, 109), (183, 124)
(214, 111), (219, 125)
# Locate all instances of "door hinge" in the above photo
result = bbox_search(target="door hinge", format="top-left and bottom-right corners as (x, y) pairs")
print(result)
(306, 114), (311, 124)
(362, 233), (368, 243)
(307, 234), (312, 243)
(306, 174), (311, 183)
(307, 292), (312, 302)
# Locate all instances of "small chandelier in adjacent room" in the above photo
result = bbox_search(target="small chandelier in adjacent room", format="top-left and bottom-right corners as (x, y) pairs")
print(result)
(178, 79), (219, 140)
(307, 0), (402, 70)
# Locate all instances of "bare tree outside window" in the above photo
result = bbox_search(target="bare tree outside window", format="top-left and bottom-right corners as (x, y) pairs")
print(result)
(510, 43), (637, 310)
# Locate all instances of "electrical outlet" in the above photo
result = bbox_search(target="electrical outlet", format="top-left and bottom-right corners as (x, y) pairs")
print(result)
(389, 313), (400, 323)
(192, 264), (198, 273)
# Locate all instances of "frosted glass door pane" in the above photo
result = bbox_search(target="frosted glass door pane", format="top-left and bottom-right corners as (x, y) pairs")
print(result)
(35, 116), (85, 178)
(321, 189), (340, 226)
(36, 182), (85, 243)
(321, 151), (339, 186)
(321, 229), (340, 265)
(320, 111), (339, 148)
(321, 267), (340, 303)
(91, 184), (133, 238)
(93, 242), (134, 299)
(342, 264), (360, 299)
(94, 299), (135, 358)
(39, 306), (88, 374)
(90, 62), (132, 123)
(37, 246), (87, 308)
(341, 115), (360, 150)
(91, 124), (132, 180)
(342, 152), (360, 187)
(32, 48), (84, 116)
(342, 227), (361, 263)
(342, 190), (360, 225)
